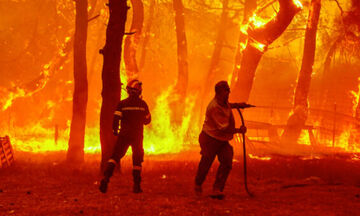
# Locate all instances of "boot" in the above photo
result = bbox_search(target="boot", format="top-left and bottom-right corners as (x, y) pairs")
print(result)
(132, 169), (143, 193)
(99, 162), (116, 193)
(210, 188), (225, 200)
(194, 184), (202, 196)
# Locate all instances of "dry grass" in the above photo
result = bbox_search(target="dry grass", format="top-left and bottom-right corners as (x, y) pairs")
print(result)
(1, 151), (360, 216)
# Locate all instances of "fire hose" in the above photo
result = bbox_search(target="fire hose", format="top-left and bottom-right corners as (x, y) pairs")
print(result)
(232, 103), (255, 197)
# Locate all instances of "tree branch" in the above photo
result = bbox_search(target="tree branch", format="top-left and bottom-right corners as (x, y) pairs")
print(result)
(333, 0), (344, 16)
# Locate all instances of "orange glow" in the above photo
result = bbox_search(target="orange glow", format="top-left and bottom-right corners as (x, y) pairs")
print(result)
(249, 40), (267, 52)
(143, 86), (198, 154)
(293, 0), (303, 9)
(249, 13), (270, 29)
(1, 0), (359, 160)
(248, 154), (271, 161)
(8, 86), (199, 155)
(0, 87), (26, 111)
(350, 78), (360, 114)
(298, 130), (311, 146)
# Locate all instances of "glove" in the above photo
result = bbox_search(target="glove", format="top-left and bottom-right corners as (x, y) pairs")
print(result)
(234, 125), (247, 134)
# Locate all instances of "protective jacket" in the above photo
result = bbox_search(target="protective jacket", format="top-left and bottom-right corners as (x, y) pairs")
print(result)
(112, 96), (151, 137)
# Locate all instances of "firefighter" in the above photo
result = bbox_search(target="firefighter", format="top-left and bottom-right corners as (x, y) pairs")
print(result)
(99, 79), (151, 194)
(194, 81), (246, 199)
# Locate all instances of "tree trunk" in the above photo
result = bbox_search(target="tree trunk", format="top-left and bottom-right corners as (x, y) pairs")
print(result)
(230, 0), (257, 89)
(170, 0), (189, 123)
(173, 0), (188, 97)
(67, 0), (88, 163)
(231, 0), (301, 102)
(124, 0), (144, 80)
(100, 0), (128, 171)
(281, 0), (321, 145)
(349, 104), (360, 150)
(202, 0), (229, 103)
(347, 0), (360, 149)
(139, 0), (155, 69)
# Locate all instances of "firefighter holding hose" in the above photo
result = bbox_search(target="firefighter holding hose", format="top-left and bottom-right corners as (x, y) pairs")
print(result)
(99, 79), (151, 194)
(195, 81), (247, 199)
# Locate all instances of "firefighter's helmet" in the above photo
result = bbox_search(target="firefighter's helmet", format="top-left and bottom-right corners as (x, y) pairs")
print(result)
(126, 79), (142, 96)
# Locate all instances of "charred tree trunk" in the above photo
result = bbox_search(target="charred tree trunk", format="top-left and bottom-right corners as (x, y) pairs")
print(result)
(349, 105), (360, 150)
(124, 0), (144, 80)
(139, 0), (155, 69)
(67, 0), (88, 163)
(230, 0), (257, 89)
(173, 0), (189, 97)
(202, 0), (229, 103)
(281, 0), (321, 145)
(100, 0), (128, 171)
(231, 0), (301, 102)
(170, 0), (189, 123)
(347, 0), (360, 149)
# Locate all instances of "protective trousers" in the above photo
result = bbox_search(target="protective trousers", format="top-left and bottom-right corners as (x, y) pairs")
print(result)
(103, 134), (144, 186)
(195, 131), (234, 192)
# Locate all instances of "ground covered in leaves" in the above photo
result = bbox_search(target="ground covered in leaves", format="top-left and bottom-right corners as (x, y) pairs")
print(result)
(1, 151), (360, 216)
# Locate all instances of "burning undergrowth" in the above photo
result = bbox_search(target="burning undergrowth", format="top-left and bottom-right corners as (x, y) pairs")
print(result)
(1, 86), (200, 155)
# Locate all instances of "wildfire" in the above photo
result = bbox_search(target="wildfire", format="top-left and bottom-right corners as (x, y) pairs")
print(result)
(0, 86), (26, 111)
(248, 154), (271, 161)
(6, 86), (199, 155)
(143, 86), (198, 154)
(336, 130), (360, 152)
(249, 40), (267, 52)
(249, 13), (269, 29)
(350, 77), (360, 114)
(293, 0), (303, 9)
(298, 130), (312, 146)
(0, 63), (51, 111)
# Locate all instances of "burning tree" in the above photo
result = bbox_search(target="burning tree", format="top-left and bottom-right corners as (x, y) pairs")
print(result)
(67, 0), (89, 163)
(173, 0), (189, 99)
(231, 0), (302, 102)
(230, 0), (257, 89)
(139, 0), (155, 69)
(124, 0), (144, 80)
(202, 0), (229, 104)
(282, 0), (322, 145)
(99, 0), (128, 171)
(170, 0), (189, 123)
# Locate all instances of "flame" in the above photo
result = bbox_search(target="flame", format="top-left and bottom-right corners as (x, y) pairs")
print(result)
(298, 130), (311, 146)
(350, 77), (360, 114)
(6, 86), (199, 155)
(1, 61), (52, 111)
(293, 0), (303, 9)
(143, 86), (198, 154)
(351, 154), (360, 161)
(249, 13), (269, 29)
(301, 156), (320, 160)
(336, 130), (360, 152)
(0, 86), (28, 111)
(10, 124), (101, 153)
(296, 121), (360, 153)
(248, 154), (271, 161)
(249, 40), (267, 52)
(240, 25), (248, 35)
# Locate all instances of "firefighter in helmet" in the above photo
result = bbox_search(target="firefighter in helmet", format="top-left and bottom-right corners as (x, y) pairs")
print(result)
(194, 81), (247, 199)
(99, 79), (151, 194)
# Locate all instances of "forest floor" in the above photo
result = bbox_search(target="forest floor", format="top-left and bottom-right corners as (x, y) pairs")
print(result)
(1, 151), (360, 216)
